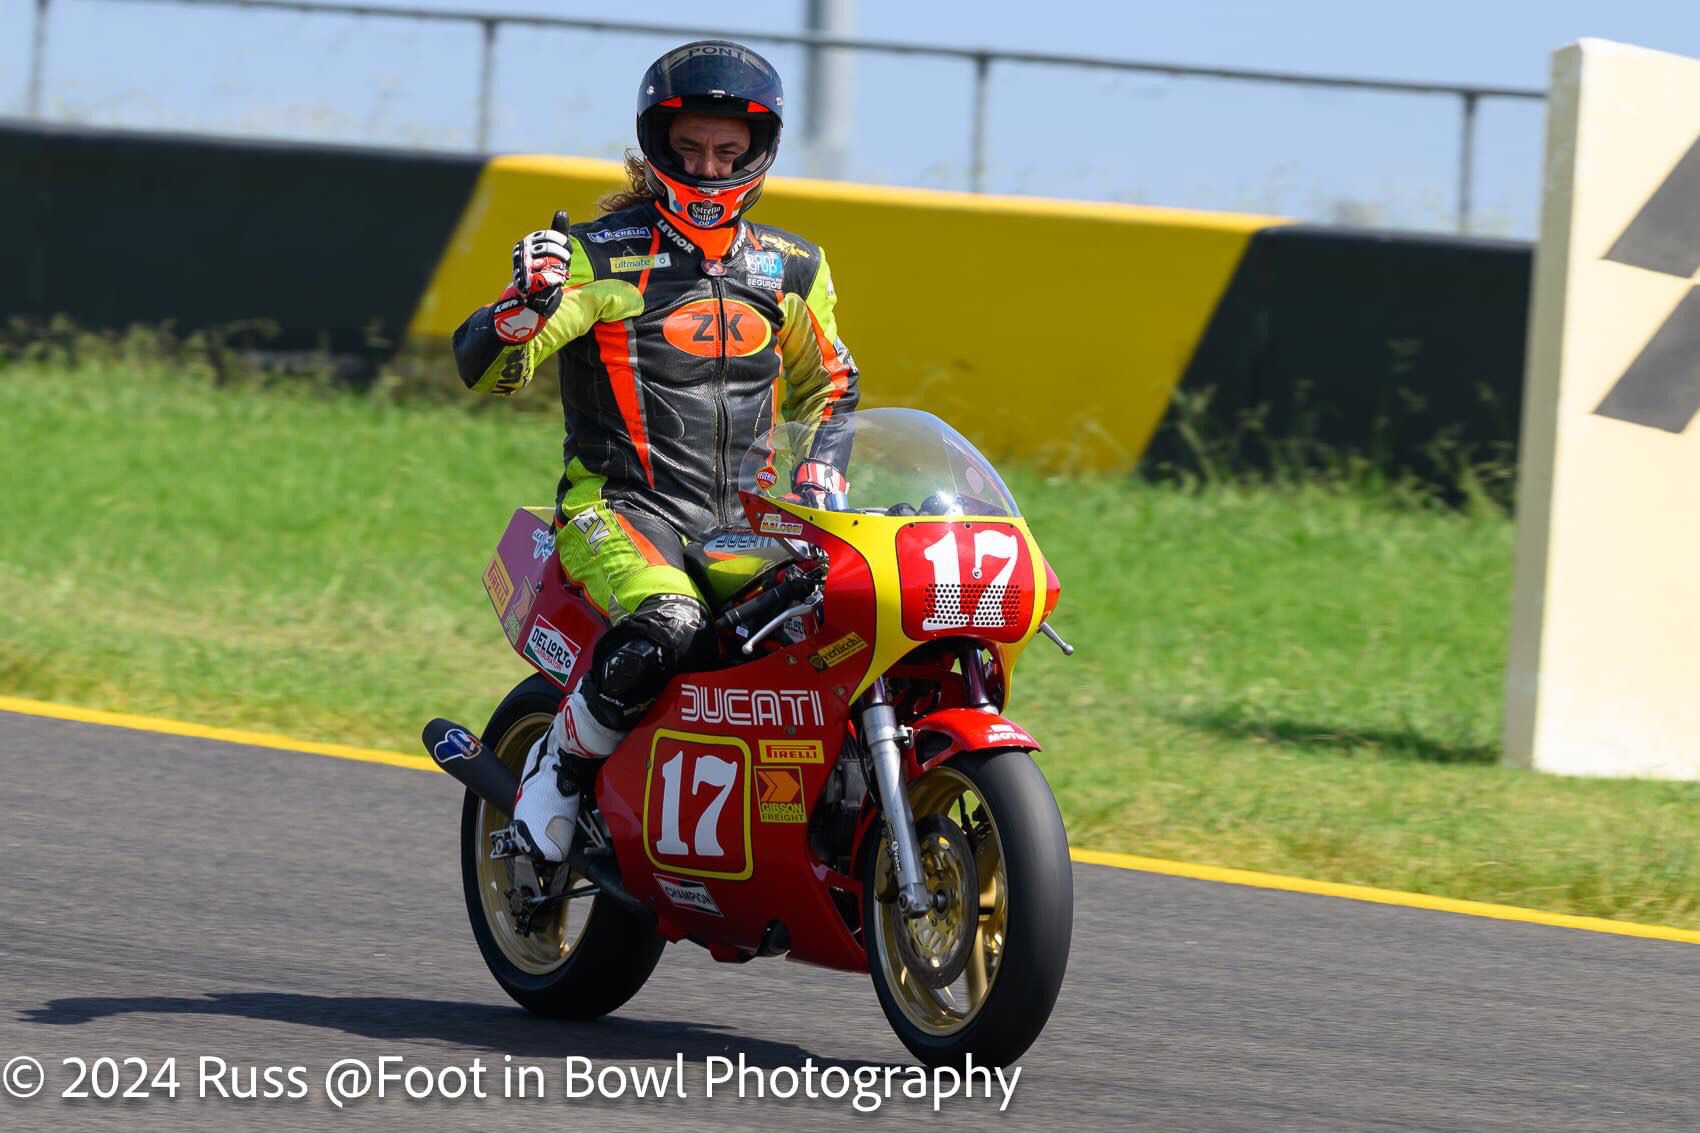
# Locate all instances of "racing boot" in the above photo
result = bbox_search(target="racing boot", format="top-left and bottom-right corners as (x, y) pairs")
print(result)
(512, 687), (624, 862)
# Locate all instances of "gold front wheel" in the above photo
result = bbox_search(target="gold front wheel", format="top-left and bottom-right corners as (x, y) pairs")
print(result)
(863, 749), (1073, 1067)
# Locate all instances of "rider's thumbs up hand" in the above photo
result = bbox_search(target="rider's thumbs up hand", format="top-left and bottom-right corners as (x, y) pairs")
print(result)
(492, 229), (573, 345)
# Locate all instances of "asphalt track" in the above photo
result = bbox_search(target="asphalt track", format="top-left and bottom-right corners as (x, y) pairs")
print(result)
(3, 711), (1699, 1132)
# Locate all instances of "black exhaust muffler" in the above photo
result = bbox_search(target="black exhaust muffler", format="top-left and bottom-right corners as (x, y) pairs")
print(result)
(422, 718), (519, 816)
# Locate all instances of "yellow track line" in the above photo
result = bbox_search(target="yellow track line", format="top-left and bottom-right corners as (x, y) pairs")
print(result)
(0, 695), (440, 773)
(5, 693), (1699, 948)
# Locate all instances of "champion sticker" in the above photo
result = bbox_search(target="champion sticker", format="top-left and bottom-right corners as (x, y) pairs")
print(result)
(654, 875), (723, 916)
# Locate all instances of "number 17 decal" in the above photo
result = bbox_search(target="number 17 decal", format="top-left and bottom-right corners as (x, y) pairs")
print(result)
(643, 730), (753, 880)
(897, 521), (1037, 644)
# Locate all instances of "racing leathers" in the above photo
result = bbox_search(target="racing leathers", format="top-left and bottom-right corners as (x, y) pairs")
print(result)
(454, 202), (858, 541)
(451, 201), (859, 861)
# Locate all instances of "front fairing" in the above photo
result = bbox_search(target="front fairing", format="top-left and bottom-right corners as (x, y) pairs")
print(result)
(735, 409), (1051, 701)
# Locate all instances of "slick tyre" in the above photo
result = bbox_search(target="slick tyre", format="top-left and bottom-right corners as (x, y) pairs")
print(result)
(862, 749), (1073, 1067)
(460, 674), (664, 1019)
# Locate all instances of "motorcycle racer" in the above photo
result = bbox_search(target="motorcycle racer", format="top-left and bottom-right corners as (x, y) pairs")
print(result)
(451, 40), (860, 866)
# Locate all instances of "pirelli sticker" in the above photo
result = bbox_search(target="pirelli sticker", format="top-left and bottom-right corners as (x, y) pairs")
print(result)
(756, 767), (806, 824)
(808, 631), (868, 672)
(483, 555), (514, 615)
(758, 739), (824, 765)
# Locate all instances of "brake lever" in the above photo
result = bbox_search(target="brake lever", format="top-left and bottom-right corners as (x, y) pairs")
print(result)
(740, 598), (820, 656)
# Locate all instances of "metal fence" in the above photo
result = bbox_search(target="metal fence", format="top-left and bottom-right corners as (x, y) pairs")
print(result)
(22, 0), (1547, 232)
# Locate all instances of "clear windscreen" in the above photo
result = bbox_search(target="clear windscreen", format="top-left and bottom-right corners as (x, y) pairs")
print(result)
(737, 407), (1020, 518)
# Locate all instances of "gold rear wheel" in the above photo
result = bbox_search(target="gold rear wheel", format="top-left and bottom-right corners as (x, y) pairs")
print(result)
(473, 711), (596, 975)
(460, 674), (664, 1019)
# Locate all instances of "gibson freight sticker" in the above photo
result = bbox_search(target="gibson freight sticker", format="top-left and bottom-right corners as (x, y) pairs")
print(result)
(756, 767), (806, 824)
(759, 739), (825, 765)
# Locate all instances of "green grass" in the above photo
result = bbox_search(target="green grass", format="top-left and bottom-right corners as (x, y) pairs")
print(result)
(4, 354), (1700, 929)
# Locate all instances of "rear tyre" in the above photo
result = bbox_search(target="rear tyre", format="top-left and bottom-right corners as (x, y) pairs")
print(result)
(862, 748), (1073, 1067)
(460, 674), (664, 1019)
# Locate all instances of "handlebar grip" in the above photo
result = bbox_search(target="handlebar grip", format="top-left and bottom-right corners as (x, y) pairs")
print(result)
(715, 569), (818, 638)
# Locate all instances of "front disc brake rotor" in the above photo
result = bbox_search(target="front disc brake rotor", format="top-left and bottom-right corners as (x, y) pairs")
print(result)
(891, 813), (979, 989)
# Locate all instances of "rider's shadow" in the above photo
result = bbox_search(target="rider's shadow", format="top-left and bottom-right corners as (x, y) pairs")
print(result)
(22, 992), (896, 1070)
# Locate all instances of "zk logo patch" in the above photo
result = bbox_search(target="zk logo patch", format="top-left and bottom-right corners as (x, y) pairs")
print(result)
(661, 299), (773, 358)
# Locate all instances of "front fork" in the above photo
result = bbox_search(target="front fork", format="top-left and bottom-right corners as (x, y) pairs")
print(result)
(861, 678), (932, 918)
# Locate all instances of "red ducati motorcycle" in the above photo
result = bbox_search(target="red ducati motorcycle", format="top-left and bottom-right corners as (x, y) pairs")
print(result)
(423, 408), (1075, 1066)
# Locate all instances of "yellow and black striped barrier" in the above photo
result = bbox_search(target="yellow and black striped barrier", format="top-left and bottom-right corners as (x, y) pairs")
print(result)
(0, 121), (1532, 478)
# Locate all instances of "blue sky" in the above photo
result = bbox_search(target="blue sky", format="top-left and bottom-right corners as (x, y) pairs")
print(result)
(5, 0), (1699, 236)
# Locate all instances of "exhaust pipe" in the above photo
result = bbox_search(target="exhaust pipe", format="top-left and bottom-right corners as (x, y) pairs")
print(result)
(422, 718), (519, 816)
(423, 718), (654, 925)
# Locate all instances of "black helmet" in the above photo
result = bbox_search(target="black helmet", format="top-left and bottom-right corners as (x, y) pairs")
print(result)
(636, 40), (784, 230)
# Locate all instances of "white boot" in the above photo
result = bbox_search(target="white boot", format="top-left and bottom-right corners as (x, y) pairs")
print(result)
(513, 688), (624, 862)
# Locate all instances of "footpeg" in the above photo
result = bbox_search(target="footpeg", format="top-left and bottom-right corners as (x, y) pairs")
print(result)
(489, 825), (525, 860)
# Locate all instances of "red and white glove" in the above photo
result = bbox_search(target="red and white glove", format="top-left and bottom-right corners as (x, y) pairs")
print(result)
(793, 460), (849, 508)
(491, 229), (572, 344)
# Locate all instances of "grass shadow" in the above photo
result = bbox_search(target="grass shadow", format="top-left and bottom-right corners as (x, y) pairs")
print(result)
(1171, 710), (1499, 765)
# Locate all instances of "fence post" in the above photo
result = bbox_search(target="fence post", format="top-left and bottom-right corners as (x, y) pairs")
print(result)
(27, 0), (52, 118)
(969, 53), (990, 192)
(1456, 90), (1479, 234)
(477, 18), (496, 151)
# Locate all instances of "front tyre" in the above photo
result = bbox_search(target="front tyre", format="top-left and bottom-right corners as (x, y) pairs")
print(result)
(862, 749), (1073, 1067)
(460, 674), (665, 1019)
